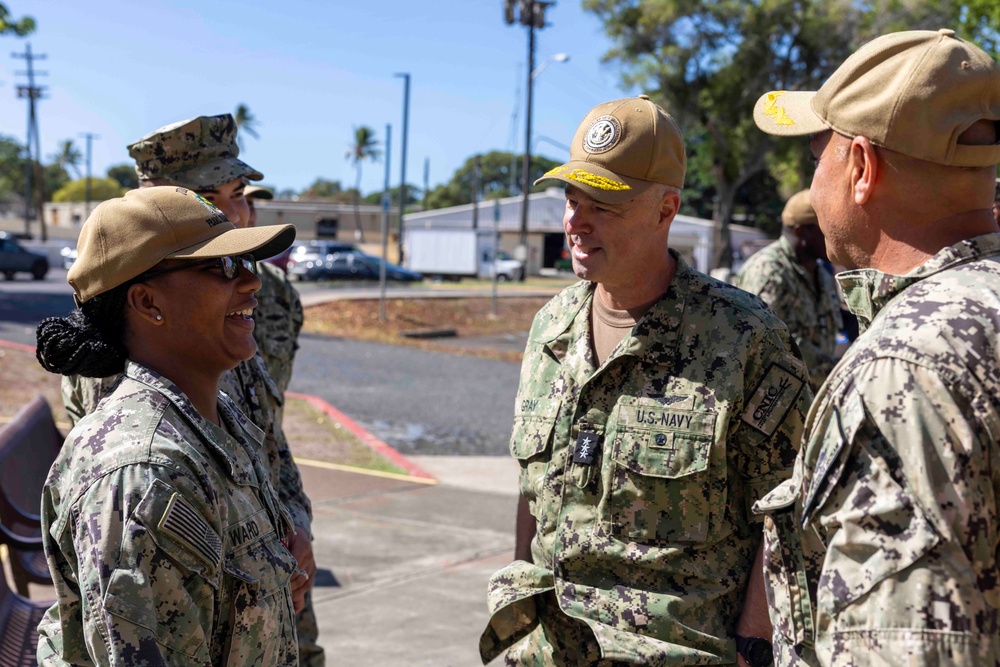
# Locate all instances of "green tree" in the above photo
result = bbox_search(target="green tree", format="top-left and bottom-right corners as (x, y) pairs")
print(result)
(106, 163), (139, 190)
(50, 140), (82, 179)
(52, 178), (125, 203)
(301, 177), (346, 200)
(0, 4), (34, 35)
(233, 103), (259, 149)
(425, 151), (562, 209)
(583, 0), (1000, 267)
(345, 126), (380, 242)
(362, 183), (422, 208)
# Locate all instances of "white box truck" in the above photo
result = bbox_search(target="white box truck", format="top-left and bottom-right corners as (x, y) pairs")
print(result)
(404, 229), (523, 281)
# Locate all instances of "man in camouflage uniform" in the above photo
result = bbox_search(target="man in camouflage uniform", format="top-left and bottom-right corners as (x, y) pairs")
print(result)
(753, 29), (1000, 666)
(244, 184), (304, 397)
(480, 96), (811, 667)
(735, 190), (842, 391)
(61, 114), (323, 666)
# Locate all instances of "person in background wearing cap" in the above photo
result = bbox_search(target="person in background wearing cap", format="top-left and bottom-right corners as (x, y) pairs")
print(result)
(34, 187), (300, 665)
(479, 96), (811, 667)
(734, 190), (842, 392)
(752, 29), (1000, 665)
(60, 114), (323, 665)
(244, 184), (304, 398)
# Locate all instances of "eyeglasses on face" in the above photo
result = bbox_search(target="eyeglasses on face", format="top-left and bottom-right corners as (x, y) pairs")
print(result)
(139, 254), (257, 282)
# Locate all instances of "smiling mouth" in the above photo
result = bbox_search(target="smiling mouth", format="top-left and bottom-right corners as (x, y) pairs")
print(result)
(226, 308), (254, 320)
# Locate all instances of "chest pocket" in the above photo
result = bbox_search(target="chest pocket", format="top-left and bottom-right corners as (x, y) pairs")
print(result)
(222, 513), (298, 667)
(609, 397), (719, 543)
(509, 397), (561, 460)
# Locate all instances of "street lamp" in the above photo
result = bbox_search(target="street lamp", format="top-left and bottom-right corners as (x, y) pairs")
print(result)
(505, 0), (556, 279)
(532, 52), (568, 79)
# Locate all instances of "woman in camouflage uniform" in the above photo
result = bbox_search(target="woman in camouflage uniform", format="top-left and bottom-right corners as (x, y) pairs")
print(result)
(34, 187), (301, 665)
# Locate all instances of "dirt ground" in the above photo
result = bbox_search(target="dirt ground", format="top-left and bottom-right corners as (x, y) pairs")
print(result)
(302, 296), (549, 362)
(0, 344), (402, 474)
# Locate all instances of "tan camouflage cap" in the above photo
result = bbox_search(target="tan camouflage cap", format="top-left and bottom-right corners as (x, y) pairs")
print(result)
(128, 114), (264, 190)
(68, 186), (295, 303)
(535, 95), (686, 204)
(753, 29), (1000, 167)
(244, 185), (274, 200)
(781, 190), (818, 227)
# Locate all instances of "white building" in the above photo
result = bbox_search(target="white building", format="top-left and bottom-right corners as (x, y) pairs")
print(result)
(403, 188), (767, 275)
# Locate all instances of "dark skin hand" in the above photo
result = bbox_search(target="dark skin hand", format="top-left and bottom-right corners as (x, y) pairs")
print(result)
(288, 526), (316, 613)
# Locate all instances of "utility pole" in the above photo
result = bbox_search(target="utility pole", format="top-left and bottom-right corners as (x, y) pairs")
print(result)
(471, 154), (481, 230)
(13, 43), (47, 239)
(422, 157), (429, 210)
(504, 0), (555, 279)
(395, 73), (410, 266)
(379, 123), (392, 323)
(79, 132), (100, 218)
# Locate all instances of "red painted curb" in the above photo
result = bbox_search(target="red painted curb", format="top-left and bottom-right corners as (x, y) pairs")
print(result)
(0, 338), (37, 353)
(286, 391), (436, 481)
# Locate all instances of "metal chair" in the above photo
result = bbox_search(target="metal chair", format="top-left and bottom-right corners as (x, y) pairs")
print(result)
(0, 395), (62, 596)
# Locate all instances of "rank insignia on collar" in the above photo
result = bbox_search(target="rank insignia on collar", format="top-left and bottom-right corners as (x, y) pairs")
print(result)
(573, 430), (601, 465)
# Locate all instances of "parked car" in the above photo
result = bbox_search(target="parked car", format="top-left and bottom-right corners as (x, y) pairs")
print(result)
(60, 246), (78, 270)
(0, 232), (49, 280)
(293, 250), (422, 283)
(285, 241), (360, 280)
(491, 250), (524, 282)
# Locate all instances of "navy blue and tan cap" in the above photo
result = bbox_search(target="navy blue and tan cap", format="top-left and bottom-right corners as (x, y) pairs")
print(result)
(536, 95), (686, 204)
(128, 114), (264, 190)
(754, 29), (1000, 167)
(68, 186), (294, 303)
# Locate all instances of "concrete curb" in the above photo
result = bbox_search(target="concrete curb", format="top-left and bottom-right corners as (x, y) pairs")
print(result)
(1, 338), (437, 484)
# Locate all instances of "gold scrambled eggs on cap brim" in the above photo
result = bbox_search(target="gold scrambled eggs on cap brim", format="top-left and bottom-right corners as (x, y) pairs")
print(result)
(535, 160), (657, 205)
(753, 90), (829, 137)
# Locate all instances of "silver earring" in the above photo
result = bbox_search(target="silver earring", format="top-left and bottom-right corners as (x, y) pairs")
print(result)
(155, 314), (163, 321)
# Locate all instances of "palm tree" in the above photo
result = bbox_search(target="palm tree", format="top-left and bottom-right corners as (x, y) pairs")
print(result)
(233, 103), (259, 149)
(50, 140), (82, 179)
(345, 126), (380, 242)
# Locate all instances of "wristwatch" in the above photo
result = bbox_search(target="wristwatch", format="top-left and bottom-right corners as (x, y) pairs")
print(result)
(735, 635), (774, 667)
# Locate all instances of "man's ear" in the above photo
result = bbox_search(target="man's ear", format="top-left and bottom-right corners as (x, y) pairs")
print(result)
(126, 282), (165, 326)
(850, 136), (878, 206)
(658, 189), (681, 228)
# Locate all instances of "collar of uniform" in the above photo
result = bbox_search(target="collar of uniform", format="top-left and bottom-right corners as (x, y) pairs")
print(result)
(837, 232), (1000, 328)
(124, 360), (254, 484)
(777, 234), (816, 287)
(615, 251), (689, 364)
(533, 280), (593, 360)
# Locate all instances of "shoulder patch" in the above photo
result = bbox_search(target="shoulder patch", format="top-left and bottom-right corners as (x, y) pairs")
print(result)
(159, 492), (223, 570)
(741, 362), (805, 436)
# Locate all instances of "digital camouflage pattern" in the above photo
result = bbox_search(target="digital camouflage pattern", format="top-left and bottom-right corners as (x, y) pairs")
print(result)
(734, 236), (842, 392)
(127, 114), (264, 190)
(253, 260), (304, 397)
(481, 253), (812, 665)
(38, 361), (298, 665)
(755, 233), (1000, 666)
(61, 353), (312, 535)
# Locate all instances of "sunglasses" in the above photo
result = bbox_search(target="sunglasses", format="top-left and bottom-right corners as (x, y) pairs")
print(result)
(140, 254), (257, 282)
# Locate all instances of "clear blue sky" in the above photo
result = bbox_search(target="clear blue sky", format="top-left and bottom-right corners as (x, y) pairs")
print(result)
(1, 0), (636, 197)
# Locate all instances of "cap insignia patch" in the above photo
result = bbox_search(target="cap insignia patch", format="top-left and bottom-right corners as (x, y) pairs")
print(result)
(584, 115), (622, 154)
(565, 169), (631, 192)
(762, 92), (795, 127)
(192, 192), (222, 215)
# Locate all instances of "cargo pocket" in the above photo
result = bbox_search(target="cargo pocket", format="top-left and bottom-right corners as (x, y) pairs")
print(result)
(509, 397), (560, 461)
(224, 530), (298, 667)
(755, 478), (814, 650)
(609, 401), (718, 543)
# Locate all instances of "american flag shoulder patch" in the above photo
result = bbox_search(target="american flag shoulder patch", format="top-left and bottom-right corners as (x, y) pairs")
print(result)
(158, 492), (223, 570)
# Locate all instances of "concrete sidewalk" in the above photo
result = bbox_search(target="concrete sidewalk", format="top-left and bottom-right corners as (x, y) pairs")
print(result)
(299, 455), (520, 666)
